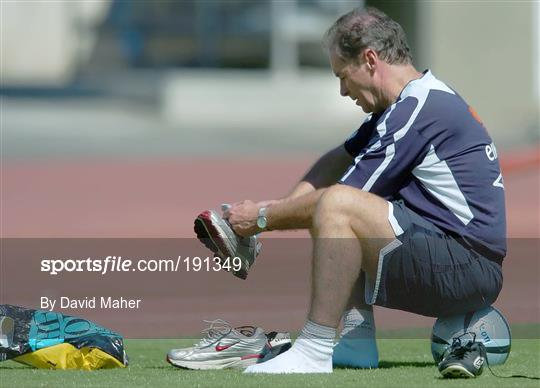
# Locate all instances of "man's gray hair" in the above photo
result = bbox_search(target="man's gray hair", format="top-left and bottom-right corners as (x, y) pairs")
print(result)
(324, 7), (412, 65)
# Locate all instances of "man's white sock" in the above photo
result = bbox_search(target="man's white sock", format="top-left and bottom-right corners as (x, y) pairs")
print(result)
(244, 320), (335, 374)
(296, 319), (336, 360)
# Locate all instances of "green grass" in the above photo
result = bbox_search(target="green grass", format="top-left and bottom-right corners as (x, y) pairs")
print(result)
(1, 327), (539, 388)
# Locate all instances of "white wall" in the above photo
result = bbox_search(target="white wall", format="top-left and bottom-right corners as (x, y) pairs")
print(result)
(161, 70), (366, 146)
(1, 1), (109, 86)
(417, 1), (539, 147)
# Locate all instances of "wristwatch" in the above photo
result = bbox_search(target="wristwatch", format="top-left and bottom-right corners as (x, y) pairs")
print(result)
(257, 207), (268, 230)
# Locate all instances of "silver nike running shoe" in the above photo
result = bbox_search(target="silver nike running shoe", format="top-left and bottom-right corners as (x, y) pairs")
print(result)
(194, 209), (261, 279)
(167, 320), (273, 370)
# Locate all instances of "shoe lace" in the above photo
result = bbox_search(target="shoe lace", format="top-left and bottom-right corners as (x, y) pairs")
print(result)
(194, 319), (232, 348)
(442, 332), (476, 361)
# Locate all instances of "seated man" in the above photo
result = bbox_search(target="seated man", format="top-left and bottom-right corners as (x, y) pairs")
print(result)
(224, 6), (505, 374)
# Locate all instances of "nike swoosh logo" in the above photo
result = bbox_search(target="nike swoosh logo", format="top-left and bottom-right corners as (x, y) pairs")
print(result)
(215, 342), (238, 351)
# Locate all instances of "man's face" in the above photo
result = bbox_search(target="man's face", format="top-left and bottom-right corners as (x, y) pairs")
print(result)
(330, 49), (377, 113)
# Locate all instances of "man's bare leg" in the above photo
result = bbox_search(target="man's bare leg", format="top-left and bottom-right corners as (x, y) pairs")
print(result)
(309, 185), (394, 322)
(245, 185), (394, 374)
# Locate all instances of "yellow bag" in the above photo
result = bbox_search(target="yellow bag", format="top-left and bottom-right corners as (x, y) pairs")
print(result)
(14, 343), (126, 370)
(1, 305), (128, 370)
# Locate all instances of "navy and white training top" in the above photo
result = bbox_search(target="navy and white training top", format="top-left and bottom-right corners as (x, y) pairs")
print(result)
(340, 70), (506, 260)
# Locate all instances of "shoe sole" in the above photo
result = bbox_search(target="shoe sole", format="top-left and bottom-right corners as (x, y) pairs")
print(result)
(439, 364), (476, 378)
(166, 353), (262, 370)
(194, 210), (234, 256)
(194, 210), (248, 279)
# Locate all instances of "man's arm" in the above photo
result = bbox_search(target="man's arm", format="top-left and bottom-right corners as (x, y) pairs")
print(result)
(286, 145), (354, 199)
(265, 188), (326, 231)
(226, 145), (353, 236)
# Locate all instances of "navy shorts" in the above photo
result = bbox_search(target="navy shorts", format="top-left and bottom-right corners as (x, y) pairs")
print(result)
(364, 200), (503, 317)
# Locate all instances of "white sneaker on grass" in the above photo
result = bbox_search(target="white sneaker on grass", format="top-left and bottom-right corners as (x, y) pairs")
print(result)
(167, 319), (290, 370)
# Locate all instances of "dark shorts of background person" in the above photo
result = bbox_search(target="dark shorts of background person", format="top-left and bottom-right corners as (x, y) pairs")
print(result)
(364, 200), (503, 317)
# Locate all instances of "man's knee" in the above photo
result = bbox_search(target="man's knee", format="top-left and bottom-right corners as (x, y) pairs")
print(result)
(313, 185), (367, 233)
(312, 185), (355, 229)
(313, 185), (393, 239)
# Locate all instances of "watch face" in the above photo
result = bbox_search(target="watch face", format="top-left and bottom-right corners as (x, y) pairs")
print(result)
(257, 217), (267, 229)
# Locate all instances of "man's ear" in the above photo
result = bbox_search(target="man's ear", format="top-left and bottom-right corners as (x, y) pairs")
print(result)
(364, 48), (378, 70)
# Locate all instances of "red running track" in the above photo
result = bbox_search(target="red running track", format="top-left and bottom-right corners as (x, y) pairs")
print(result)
(1, 152), (538, 335)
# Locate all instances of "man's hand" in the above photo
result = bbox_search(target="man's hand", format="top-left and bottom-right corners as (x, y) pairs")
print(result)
(224, 200), (264, 237)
